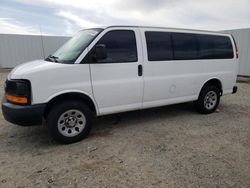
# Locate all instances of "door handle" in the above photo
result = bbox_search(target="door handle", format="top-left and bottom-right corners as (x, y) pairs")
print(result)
(138, 65), (143, 76)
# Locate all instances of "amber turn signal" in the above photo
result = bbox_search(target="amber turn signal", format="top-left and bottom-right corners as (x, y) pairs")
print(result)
(5, 94), (28, 104)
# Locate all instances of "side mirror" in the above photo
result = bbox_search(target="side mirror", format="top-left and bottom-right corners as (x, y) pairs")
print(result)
(94, 44), (107, 60)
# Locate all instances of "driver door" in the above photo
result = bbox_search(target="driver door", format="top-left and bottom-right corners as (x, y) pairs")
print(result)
(88, 28), (144, 115)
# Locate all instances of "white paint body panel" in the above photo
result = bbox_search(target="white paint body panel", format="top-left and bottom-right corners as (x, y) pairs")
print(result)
(89, 27), (144, 115)
(140, 28), (238, 109)
(9, 60), (98, 113)
(8, 26), (238, 116)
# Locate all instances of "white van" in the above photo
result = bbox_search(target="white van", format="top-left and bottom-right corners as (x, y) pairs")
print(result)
(2, 26), (238, 143)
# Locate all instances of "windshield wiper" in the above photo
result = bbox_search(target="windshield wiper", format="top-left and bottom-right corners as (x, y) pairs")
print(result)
(46, 55), (59, 63)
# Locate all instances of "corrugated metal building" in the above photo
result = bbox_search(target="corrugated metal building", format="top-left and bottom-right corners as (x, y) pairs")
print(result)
(0, 29), (250, 77)
(0, 34), (70, 68)
(223, 28), (250, 77)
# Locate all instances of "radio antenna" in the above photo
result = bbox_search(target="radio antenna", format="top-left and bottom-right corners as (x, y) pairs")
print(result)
(39, 25), (45, 59)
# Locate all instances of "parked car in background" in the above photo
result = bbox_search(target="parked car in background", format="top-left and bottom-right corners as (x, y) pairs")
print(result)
(2, 26), (238, 143)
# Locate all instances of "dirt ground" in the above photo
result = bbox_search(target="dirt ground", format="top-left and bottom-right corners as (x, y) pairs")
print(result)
(0, 71), (249, 188)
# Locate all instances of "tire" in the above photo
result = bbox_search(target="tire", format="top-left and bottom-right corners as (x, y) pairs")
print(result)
(47, 100), (93, 144)
(194, 85), (220, 114)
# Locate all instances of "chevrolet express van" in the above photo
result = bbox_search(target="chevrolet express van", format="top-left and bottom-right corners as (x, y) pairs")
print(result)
(2, 26), (238, 143)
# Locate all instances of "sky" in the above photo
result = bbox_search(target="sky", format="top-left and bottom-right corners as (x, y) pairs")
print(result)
(0, 0), (249, 36)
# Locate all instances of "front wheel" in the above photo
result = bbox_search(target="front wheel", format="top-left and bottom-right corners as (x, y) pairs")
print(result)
(194, 85), (220, 114)
(47, 100), (93, 144)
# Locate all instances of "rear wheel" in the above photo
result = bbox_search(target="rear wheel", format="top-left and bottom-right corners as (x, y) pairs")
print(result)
(194, 85), (220, 114)
(47, 100), (93, 144)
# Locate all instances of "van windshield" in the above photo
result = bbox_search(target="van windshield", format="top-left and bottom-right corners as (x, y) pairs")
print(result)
(46, 28), (103, 64)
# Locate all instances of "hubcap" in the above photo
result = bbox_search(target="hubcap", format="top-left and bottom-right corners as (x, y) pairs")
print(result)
(57, 109), (86, 137)
(204, 91), (217, 110)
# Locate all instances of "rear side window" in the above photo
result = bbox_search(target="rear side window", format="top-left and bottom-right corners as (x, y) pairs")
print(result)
(145, 32), (173, 61)
(144, 31), (234, 62)
(96, 30), (137, 63)
(172, 33), (198, 60)
(197, 34), (234, 59)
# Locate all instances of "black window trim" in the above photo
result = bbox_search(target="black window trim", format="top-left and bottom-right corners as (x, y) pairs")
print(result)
(195, 33), (234, 60)
(83, 29), (138, 64)
(145, 31), (234, 62)
(145, 31), (174, 62)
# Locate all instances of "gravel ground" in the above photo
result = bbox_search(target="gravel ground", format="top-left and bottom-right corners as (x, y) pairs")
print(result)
(0, 71), (249, 188)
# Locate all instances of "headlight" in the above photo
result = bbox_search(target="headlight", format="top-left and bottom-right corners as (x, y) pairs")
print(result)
(5, 80), (31, 105)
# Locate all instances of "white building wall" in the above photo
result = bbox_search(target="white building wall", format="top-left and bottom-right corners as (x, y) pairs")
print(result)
(1, 30), (250, 76)
(224, 28), (250, 76)
(0, 34), (70, 68)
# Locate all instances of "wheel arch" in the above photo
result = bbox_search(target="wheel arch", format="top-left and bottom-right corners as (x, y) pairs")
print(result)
(44, 91), (99, 118)
(199, 78), (223, 96)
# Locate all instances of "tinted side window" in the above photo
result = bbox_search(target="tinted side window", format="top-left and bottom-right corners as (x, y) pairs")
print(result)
(172, 33), (199, 60)
(96, 30), (137, 63)
(145, 32), (173, 61)
(197, 34), (233, 59)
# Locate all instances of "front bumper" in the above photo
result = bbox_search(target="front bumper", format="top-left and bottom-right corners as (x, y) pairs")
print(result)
(1, 98), (46, 126)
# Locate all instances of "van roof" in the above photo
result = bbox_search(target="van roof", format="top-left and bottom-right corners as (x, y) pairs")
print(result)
(104, 25), (228, 36)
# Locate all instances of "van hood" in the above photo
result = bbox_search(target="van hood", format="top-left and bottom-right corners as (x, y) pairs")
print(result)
(8, 59), (67, 80)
